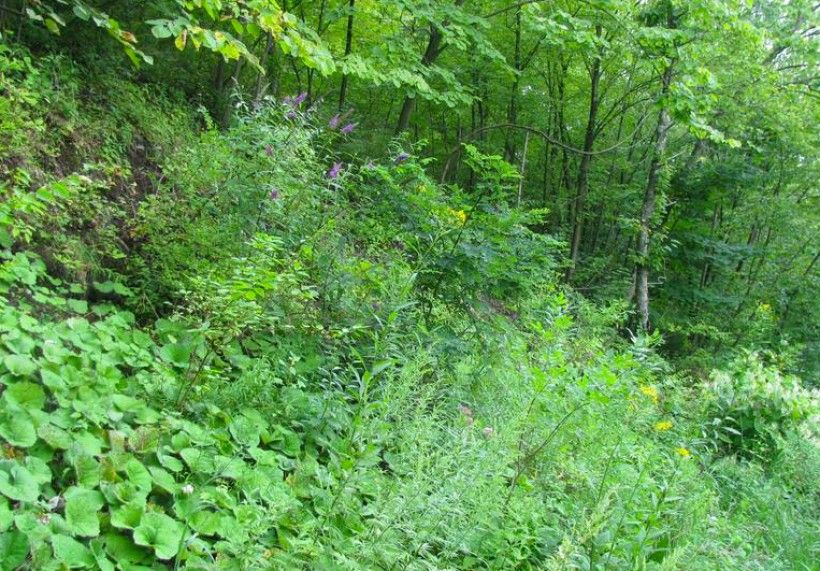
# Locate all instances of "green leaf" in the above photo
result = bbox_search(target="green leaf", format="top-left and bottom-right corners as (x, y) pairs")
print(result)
(89, 538), (116, 571)
(64, 487), (105, 537)
(72, 456), (101, 488)
(44, 18), (60, 35)
(111, 501), (144, 530)
(3, 354), (36, 377)
(0, 411), (37, 448)
(67, 299), (88, 314)
(4, 382), (45, 410)
(0, 464), (39, 502)
(229, 415), (261, 448)
(0, 498), (12, 531)
(147, 466), (177, 494)
(188, 511), (221, 536)
(159, 343), (191, 368)
(180, 448), (214, 473)
(0, 530), (28, 571)
(52, 534), (94, 568)
(124, 459), (152, 493)
(133, 512), (184, 560)
(37, 423), (72, 449)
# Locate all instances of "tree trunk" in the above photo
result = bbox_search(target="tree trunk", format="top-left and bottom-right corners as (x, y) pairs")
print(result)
(338, 0), (356, 111)
(396, 24), (443, 134)
(253, 33), (274, 108)
(634, 64), (674, 331)
(517, 131), (530, 207)
(566, 25), (603, 281)
(306, 0), (328, 104)
(505, 8), (523, 161)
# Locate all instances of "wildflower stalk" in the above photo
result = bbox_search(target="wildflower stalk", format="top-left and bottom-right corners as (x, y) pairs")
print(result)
(601, 460), (651, 567)
(504, 401), (588, 507)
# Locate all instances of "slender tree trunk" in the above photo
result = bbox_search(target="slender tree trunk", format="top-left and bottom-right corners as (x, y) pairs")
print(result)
(635, 63), (674, 331)
(396, 25), (442, 133)
(306, 0), (328, 104)
(396, 0), (466, 134)
(505, 8), (523, 161)
(220, 57), (245, 127)
(700, 202), (721, 288)
(567, 26), (603, 280)
(517, 131), (530, 207)
(338, 0), (356, 111)
(253, 34), (274, 108)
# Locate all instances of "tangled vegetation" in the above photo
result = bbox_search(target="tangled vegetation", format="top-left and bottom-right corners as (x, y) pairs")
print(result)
(0, 1), (818, 569)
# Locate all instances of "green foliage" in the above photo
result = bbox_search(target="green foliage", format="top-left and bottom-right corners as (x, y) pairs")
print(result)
(702, 353), (819, 460)
(0, 25), (817, 571)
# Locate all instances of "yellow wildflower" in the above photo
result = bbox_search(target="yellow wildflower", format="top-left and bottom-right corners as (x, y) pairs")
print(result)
(447, 208), (467, 225)
(654, 420), (673, 431)
(639, 385), (659, 404)
(675, 447), (691, 458)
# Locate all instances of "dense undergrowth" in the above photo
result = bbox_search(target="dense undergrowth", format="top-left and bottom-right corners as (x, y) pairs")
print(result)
(0, 46), (818, 570)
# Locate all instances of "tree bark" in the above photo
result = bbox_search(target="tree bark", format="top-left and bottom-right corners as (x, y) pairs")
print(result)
(634, 64), (673, 331)
(566, 25), (603, 281)
(395, 0), (467, 134)
(338, 0), (356, 111)
(396, 24), (443, 133)
(517, 131), (530, 207)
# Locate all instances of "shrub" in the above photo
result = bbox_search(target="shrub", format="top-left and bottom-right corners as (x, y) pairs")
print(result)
(702, 353), (819, 460)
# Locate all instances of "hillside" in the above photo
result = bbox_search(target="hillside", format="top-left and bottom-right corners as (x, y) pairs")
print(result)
(1, 2), (819, 570)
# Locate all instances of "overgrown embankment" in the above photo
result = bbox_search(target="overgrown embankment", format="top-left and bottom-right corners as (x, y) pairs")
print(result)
(0, 47), (817, 570)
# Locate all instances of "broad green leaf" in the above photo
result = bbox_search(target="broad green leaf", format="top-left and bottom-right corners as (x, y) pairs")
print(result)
(72, 456), (101, 488)
(4, 382), (45, 410)
(64, 487), (105, 537)
(124, 459), (152, 493)
(180, 448), (214, 472)
(0, 464), (39, 502)
(229, 415), (261, 448)
(0, 411), (37, 448)
(0, 498), (11, 531)
(52, 534), (94, 567)
(0, 530), (28, 571)
(3, 354), (36, 376)
(159, 343), (191, 368)
(133, 512), (184, 560)
(111, 501), (144, 530)
(37, 423), (72, 450)
(147, 466), (177, 494)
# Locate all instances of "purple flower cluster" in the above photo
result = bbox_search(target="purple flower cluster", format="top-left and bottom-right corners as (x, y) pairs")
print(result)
(394, 152), (411, 164)
(340, 122), (357, 135)
(269, 187), (280, 200)
(327, 162), (344, 179)
(283, 92), (308, 108)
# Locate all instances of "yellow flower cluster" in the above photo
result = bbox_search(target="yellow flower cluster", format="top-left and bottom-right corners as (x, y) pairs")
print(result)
(639, 385), (659, 404)
(447, 208), (467, 225)
(654, 420), (673, 431)
(675, 447), (691, 458)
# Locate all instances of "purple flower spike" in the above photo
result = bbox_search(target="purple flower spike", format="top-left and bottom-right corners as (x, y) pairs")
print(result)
(265, 145), (273, 156)
(340, 122), (357, 135)
(327, 162), (344, 179)
(292, 92), (308, 107)
(394, 152), (411, 164)
(270, 188), (280, 200)
(328, 114), (341, 129)
(286, 110), (297, 120)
